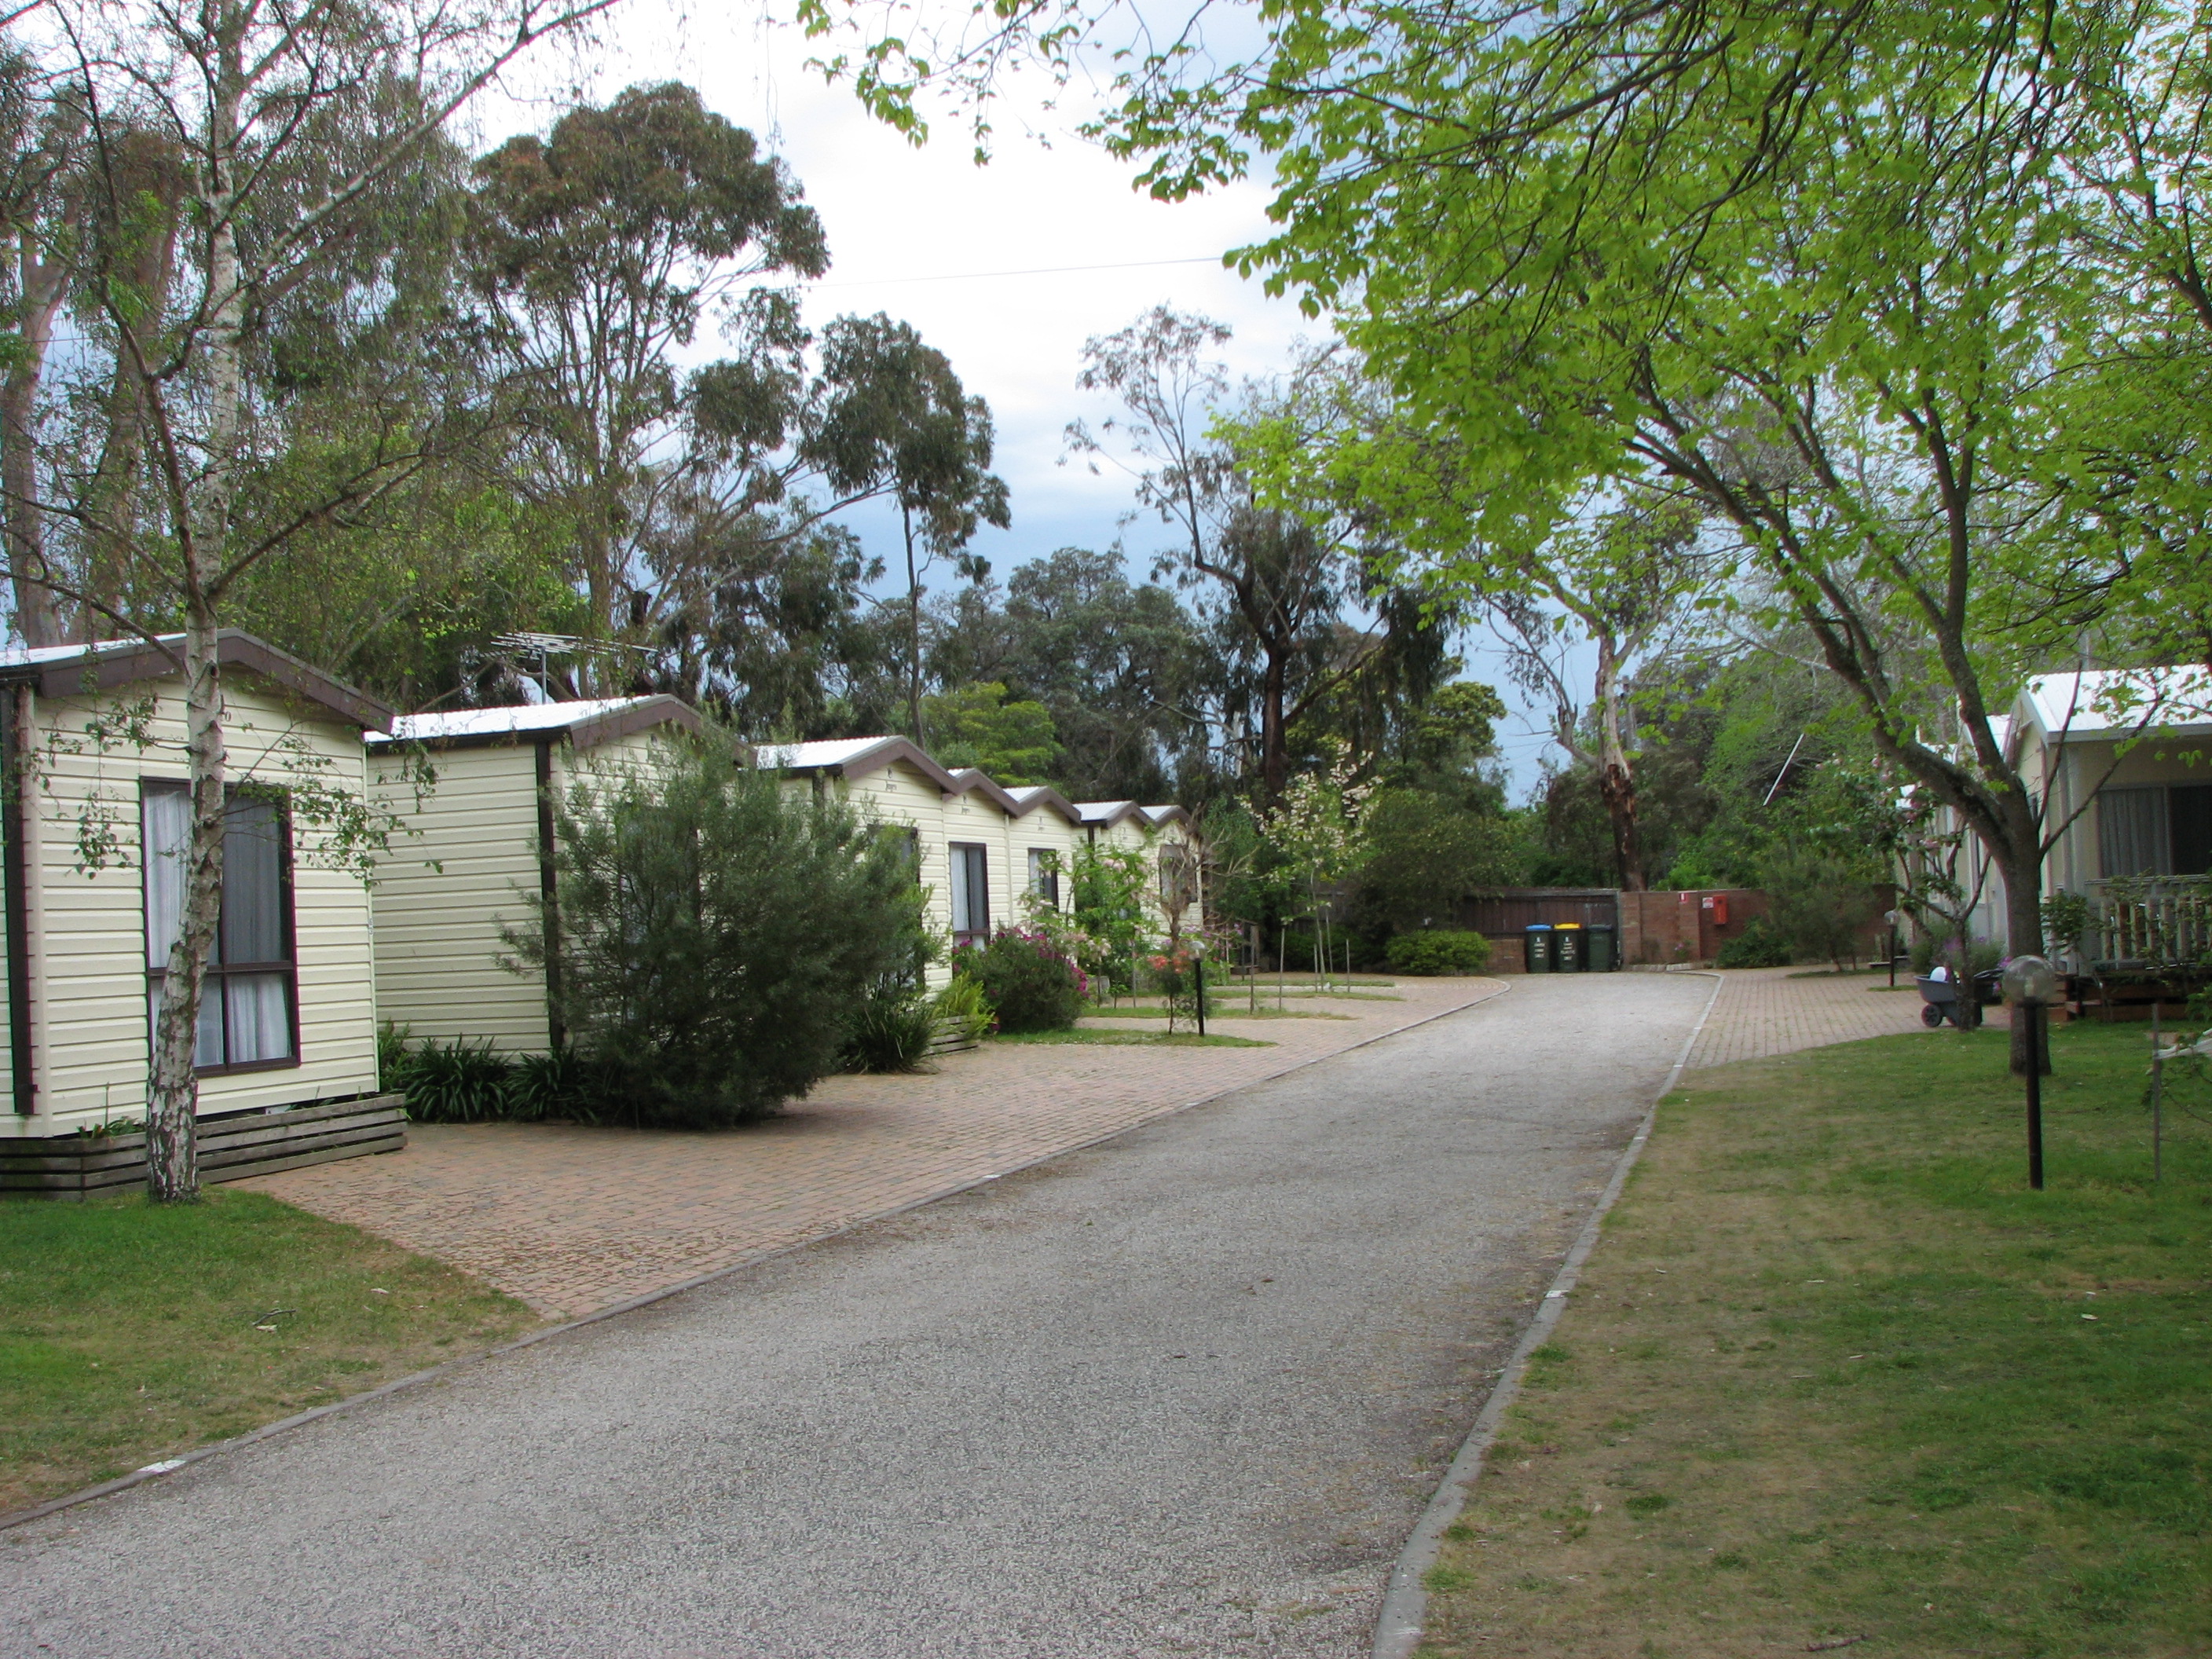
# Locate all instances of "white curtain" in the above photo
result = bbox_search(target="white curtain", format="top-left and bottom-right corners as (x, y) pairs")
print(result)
(141, 788), (190, 969)
(2097, 788), (2169, 878)
(226, 974), (291, 1063)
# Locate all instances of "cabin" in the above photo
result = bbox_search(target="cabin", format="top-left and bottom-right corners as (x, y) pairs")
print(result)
(760, 738), (1088, 963)
(1073, 800), (1203, 934)
(0, 632), (401, 1190)
(1920, 665), (2212, 973)
(367, 697), (700, 1053)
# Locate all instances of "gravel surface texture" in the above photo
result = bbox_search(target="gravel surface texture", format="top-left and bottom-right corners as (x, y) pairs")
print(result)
(1, 972), (1709, 1659)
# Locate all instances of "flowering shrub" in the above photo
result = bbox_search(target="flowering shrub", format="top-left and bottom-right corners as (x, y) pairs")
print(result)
(950, 928), (1089, 1033)
(1144, 943), (1209, 1031)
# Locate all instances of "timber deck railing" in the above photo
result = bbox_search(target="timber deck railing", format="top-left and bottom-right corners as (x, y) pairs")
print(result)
(2090, 875), (2212, 965)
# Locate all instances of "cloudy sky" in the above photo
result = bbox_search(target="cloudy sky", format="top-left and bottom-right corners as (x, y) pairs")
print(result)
(484, 5), (1563, 792)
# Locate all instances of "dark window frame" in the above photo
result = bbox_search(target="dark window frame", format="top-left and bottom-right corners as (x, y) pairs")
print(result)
(140, 779), (302, 1077)
(1027, 847), (1060, 909)
(949, 840), (991, 946)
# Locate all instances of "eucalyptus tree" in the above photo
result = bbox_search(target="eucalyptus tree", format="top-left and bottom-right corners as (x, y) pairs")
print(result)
(1071, 308), (1379, 805)
(1482, 497), (1710, 892)
(804, 311), (1009, 742)
(18, 0), (621, 1201)
(0, 52), (79, 645)
(466, 81), (829, 661)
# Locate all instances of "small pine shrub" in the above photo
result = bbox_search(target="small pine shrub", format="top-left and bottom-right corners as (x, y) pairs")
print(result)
(1385, 928), (1492, 976)
(1716, 916), (1793, 969)
(950, 928), (1087, 1033)
(511, 739), (928, 1129)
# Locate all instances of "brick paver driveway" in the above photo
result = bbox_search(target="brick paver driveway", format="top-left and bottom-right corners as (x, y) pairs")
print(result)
(1683, 961), (2008, 1070)
(245, 979), (1506, 1317)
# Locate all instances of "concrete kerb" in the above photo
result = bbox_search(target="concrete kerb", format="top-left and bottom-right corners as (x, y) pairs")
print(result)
(1372, 970), (1725, 1659)
(0, 977), (1514, 1537)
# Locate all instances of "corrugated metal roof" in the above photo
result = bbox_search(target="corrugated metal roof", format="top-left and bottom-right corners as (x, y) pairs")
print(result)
(756, 736), (897, 769)
(2020, 667), (2212, 740)
(382, 698), (656, 742)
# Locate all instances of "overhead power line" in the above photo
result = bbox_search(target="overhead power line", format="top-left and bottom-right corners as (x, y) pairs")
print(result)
(814, 254), (1229, 290)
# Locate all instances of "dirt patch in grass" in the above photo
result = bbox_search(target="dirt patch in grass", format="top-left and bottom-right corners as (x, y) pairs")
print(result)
(994, 1028), (1273, 1048)
(1415, 1021), (2212, 1659)
(0, 1187), (540, 1514)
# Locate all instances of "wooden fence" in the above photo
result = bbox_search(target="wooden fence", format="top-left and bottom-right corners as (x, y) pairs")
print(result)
(2092, 877), (2212, 965)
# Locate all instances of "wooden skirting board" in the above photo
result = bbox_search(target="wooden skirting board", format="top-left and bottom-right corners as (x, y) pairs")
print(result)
(1, 1093), (407, 1198)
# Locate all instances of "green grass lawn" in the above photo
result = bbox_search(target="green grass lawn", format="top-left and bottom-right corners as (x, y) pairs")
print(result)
(1416, 1020), (2212, 1658)
(0, 1188), (540, 1514)
(991, 1027), (1273, 1048)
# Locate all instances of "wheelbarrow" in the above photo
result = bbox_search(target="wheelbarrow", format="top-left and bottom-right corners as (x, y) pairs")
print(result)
(1915, 969), (2004, 1029)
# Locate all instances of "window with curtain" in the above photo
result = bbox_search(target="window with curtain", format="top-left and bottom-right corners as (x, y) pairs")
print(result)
(949, 843), (990, 944)
(1027, 848), (1059, 909)
(143, 785), (296, 1071)
(2097, 787), (2170, 878)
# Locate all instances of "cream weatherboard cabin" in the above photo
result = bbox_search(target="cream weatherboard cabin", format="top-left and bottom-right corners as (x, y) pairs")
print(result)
(1074, 799), (1201, 934)
(1910, 665), (2212, 966)
(761, 738), (1088, 965)
(0, 632), (405, 1193)
(367, 697), (701, 1053)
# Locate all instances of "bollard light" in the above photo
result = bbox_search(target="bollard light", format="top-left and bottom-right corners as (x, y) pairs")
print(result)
(2001, 954), (2059, 1190)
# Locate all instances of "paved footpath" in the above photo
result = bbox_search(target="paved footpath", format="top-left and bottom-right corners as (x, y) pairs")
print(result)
(1, 973), (1710, 1659)
(1683, 963), (1998, 1071)
(243, 979), (1510, 1317)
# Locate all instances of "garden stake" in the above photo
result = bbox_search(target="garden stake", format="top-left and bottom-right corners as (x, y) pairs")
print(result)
(1195, 953), (1206, 1037)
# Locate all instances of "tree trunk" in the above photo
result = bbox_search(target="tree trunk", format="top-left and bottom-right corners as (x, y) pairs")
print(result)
(1259, 644), (1288, 807)
(1593, 632), (1645, 890)
(903, 504), (925, 745)
(146, 608), (226, 1201)
(80, 143), (181, 639)
(146, 42), (245, 1204)
(2, 233), (70, 647)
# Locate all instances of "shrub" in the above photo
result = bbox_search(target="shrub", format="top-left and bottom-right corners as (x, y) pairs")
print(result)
(386, 1036), (517, 1122)
(931, 974), (995, 1042)
(511, 739), (928, 1129)
(1716, 916), (1793, 968)
(844, 987), (939, 1074)
(507, 1047), (603, 1122)
(1385, 928), (1492, 976)
(950, 928), (1087, 1033)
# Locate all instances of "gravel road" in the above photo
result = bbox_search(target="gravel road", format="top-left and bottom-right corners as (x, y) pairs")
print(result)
(1, 972), (1710, 1658)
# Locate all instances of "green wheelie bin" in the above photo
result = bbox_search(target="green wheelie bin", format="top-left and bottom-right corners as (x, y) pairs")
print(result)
(1586, 924), (1617, 972)
(1524, 924), (1554, 973)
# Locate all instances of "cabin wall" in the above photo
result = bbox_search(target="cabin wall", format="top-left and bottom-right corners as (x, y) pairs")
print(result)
(369, 726), (683, 1056)
(369, 742), (548, 1053)
(12, 677), (378, 1136)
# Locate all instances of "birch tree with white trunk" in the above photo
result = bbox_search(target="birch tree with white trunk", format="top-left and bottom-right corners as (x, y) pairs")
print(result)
(29, 0), (621, 1201)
